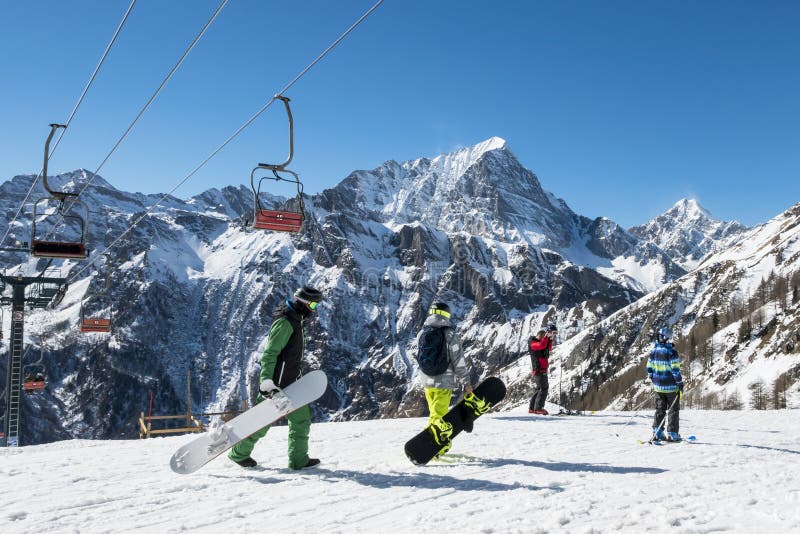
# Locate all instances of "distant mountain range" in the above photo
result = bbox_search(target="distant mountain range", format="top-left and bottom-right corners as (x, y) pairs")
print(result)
(4, 137), (795, 446)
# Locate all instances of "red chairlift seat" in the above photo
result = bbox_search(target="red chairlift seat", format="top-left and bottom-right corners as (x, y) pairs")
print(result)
(253, 209), (304, 232)
(80, 318), (111, 333)
(23, 380), (46, 393)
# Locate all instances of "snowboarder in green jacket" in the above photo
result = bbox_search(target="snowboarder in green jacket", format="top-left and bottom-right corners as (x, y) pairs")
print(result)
(228, 285), (324, 469)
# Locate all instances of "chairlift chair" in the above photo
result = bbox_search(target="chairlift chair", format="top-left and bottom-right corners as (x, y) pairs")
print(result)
(80, 265), (112, 333)
(250, 96), (305, 233)
(80, 294), (112, 332)
(29, 124), (90, 259)
(22, 365), (47, 393)
(80, 291), (112, 332)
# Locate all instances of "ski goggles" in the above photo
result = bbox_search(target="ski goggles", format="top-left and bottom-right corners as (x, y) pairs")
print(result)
(296, 297), (321, 310)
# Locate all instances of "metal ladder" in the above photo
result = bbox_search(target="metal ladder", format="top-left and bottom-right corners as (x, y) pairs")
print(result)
(6, 316), (23, 446)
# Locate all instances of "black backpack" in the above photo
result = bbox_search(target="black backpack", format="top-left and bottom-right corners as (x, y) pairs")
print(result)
(416, 326), (449, 375)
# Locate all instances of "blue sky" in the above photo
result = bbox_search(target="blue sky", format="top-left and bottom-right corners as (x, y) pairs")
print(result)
(1, 0), (798, 228)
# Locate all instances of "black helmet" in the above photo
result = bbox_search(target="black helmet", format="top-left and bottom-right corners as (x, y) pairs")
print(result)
(657, 327), (673, 344)
(428, 301), (451, 318)
(294, 285), (323, 309)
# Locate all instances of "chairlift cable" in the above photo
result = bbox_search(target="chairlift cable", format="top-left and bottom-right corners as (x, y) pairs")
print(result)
(62, 0), (229, 215)
(66, 0), (385, 284)
(38, 0), (228, 256)
(0, 0), (137, 248)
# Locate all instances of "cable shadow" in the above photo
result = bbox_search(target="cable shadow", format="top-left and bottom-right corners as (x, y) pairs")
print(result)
(309, 468), (560, 493)
(690, 442), (800, 456)
(206, 471), (286, 485)
(736, 443), (800, 455)
(686, 426), (781, 434)
(470, 456), (666, 475)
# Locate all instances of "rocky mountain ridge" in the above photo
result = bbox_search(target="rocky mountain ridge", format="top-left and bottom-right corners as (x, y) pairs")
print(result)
(0, 139), (772, 445)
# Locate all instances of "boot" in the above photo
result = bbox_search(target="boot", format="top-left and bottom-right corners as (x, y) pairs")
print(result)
(231, 456), (257, 468)
(302, 458), (321, 469)
(428, 419), (453, 445)
(434, 440), (452, 459)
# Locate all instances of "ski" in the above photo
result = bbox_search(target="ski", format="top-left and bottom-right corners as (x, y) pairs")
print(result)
(637, 435), (696, 445)
(554, 409), (589, 416)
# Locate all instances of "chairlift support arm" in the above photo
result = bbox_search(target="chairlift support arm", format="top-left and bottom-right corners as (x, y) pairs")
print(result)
(258, 95), (294, 171)
(42, 124), (72, 201)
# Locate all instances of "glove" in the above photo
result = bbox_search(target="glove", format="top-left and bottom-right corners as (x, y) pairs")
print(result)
(259, 379), (280, 397)
(678, 383), (684, 398)
(531, 370), (537, 376)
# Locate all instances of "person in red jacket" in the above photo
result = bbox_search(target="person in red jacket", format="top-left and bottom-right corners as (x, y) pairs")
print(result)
(528, 324), (557, 415)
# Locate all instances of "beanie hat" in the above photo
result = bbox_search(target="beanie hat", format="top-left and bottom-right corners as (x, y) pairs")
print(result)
(428, 301), (451, 318)
(294, 285), (323, 305)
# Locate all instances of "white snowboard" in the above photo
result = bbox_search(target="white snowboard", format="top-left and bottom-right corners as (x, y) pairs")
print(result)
(170, 370), (328, 474)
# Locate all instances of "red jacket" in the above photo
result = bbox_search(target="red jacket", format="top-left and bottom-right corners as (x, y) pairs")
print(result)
(529, 336), (553, 374)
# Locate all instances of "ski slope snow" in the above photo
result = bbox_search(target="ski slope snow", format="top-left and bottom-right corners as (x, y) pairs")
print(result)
(1, 408), (799, 533)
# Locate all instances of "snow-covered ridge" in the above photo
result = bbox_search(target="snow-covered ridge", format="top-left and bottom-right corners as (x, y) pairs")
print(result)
(1, 139), (786, 447)
(532, 200), (800, 414)
(630, 197), (747, 270)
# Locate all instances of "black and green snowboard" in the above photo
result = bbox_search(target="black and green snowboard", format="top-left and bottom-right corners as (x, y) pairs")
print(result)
(404, 376), (506, 465)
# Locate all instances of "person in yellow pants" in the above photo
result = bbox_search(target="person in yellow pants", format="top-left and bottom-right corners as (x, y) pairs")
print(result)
(416, 301), (475, 458)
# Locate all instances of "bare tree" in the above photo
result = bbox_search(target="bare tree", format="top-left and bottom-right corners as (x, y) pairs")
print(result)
(749, 380), (770, 410)
(725, 390), (744, 410)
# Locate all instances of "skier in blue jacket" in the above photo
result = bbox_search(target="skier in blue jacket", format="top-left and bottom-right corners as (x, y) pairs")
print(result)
(646, 327), (684, 441)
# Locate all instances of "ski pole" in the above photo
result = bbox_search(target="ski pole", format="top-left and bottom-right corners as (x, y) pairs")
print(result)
(648, 391), (682, 443)
(559, 351), (563, 411)
(613, 395), (653, 437)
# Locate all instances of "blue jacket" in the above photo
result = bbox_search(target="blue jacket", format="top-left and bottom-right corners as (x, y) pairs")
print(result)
(646, 342), (683, 393)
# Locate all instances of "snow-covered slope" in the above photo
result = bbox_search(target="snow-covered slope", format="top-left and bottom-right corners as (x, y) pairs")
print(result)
(519, 203), (800, 414)
(630, 198), (747, 270)
(1, 409), (799, 533)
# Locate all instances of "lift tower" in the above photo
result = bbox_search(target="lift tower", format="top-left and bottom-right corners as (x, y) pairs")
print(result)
(0, 272), (67, 447)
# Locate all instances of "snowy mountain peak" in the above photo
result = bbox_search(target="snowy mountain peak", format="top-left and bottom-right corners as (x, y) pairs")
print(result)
(630, 198), (747, 270)
(668, 198), (712, 220)
(320, 136), (540, 231)
(429, 136), (508, 170)
(400, 137), (511, 192)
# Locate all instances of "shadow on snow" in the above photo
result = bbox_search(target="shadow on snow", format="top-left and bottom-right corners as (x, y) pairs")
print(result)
(311, 468), (558, 492)
(433, 455), (667, 475)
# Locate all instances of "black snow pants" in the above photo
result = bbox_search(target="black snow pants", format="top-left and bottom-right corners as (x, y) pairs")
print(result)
(654, 392), (680, 433)
(529, 374), (549, 411)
